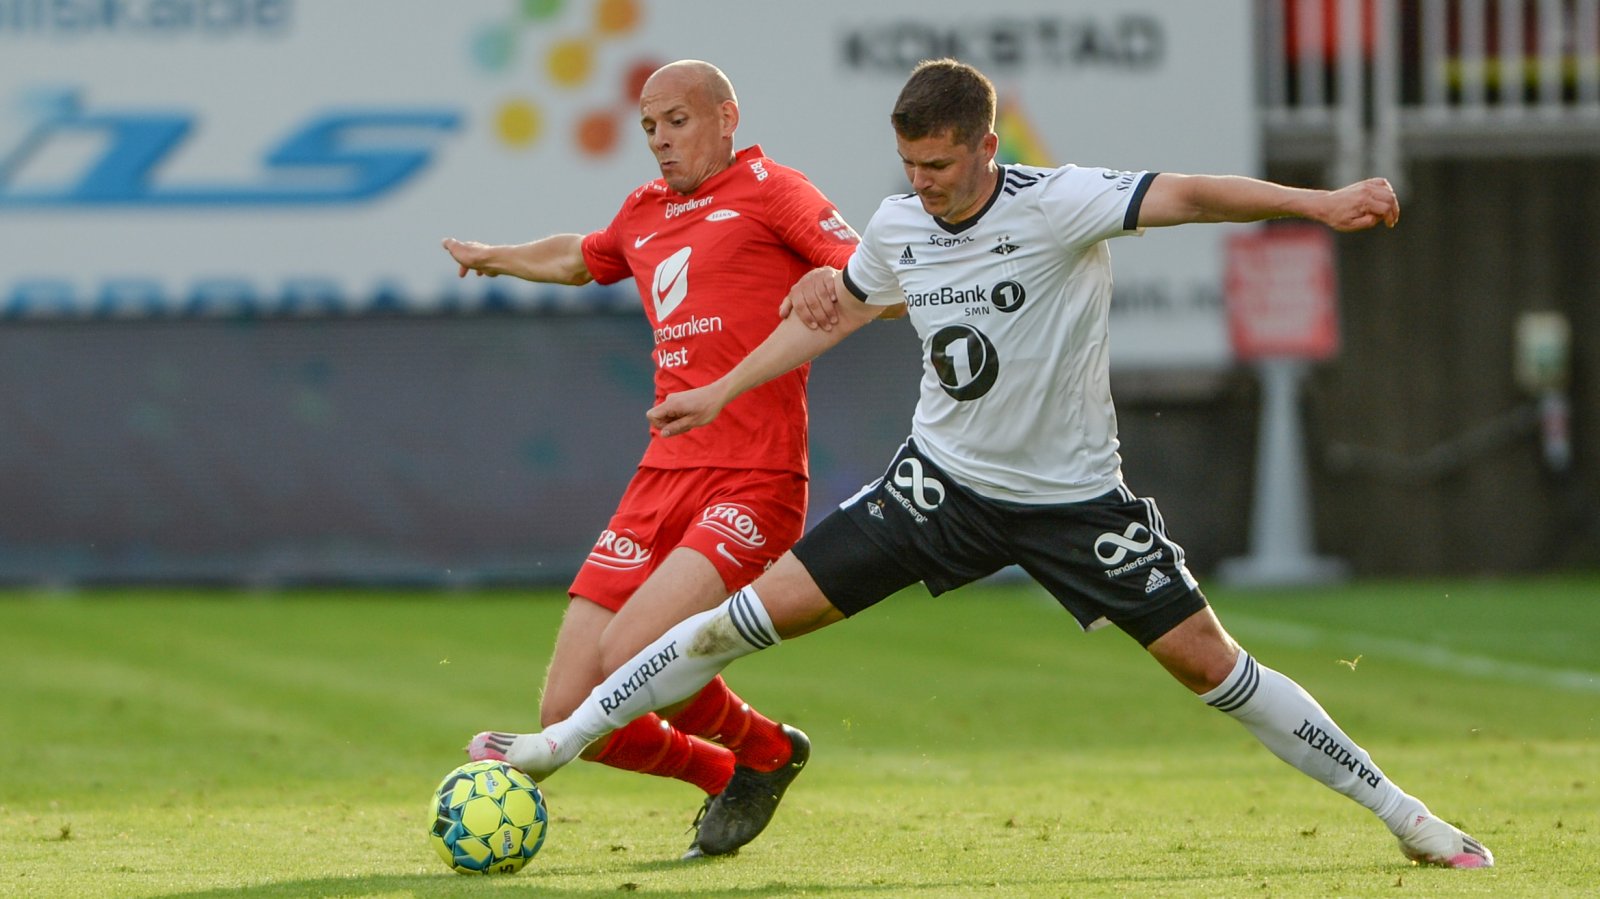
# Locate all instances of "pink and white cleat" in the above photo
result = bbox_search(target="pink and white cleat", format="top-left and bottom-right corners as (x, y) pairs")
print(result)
(464, 729), (575, 780)
(465, 731), (515, 763)
(1397, 813), (1494, 868)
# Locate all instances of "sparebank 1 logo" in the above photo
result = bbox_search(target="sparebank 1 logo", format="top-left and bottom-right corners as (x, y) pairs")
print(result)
(0, 88), (461, 208)
(470, 0), (660, 158)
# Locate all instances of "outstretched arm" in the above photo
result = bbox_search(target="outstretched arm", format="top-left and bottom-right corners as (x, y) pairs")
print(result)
(781, 261), (907, 332)
(648, 267), (884, 437)
(441, 233), (595, 285)
(1136, 174), (1400, 232)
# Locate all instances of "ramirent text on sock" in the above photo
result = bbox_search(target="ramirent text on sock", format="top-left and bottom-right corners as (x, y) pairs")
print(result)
(1292, 719), (1384, 787)
(600, 642), (681, 714)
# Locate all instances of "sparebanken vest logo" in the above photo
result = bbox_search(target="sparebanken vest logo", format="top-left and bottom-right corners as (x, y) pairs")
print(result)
(652, 246), (691, 320)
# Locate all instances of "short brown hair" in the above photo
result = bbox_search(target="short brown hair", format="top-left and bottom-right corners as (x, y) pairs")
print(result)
(890, 59), (995, 147)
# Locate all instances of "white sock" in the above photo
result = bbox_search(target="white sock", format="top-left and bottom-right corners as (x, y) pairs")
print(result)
(508, 586), (781, 773)
(1201, 651), (1426, 835)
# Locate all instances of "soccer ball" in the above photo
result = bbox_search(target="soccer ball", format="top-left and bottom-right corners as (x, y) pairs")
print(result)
(429, 759), (548, 874)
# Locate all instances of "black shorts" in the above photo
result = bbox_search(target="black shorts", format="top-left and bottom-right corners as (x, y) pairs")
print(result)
(790, 438), (1209, 647)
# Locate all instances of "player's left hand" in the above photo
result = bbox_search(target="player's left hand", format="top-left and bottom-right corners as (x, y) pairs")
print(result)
(1319, 178), (1400, 231)
(647, 384), (726, 438)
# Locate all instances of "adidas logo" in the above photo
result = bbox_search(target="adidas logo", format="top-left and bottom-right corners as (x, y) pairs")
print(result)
(1144, 568), (1171, 594)
(898, 245), (917, 265)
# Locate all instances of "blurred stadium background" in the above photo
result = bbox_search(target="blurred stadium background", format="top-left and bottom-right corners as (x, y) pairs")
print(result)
(0, 0), (1595, 588)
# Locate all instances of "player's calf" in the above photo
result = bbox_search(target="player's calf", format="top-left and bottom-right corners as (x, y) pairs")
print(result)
(467, 586), (782, 782)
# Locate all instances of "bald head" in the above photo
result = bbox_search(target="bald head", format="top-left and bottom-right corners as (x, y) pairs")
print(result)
(642, 59), (737, 107)
(638, 59), (741, 194)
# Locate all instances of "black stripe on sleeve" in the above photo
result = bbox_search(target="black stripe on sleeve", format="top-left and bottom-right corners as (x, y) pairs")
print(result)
(1123, 172), (1159, 231)
(841, 265), (870, 302)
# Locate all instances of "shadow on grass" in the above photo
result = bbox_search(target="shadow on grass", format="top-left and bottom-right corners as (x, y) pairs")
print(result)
(148, 861), (1388, 899)
(149, 870), (1009, 898)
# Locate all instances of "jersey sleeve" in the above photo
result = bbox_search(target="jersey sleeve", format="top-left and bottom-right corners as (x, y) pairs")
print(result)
(841, 199), (908, 307)
(760, 164), (860, 270)
(579, 194), (636, 285)
(1036, 166), (1156, 251)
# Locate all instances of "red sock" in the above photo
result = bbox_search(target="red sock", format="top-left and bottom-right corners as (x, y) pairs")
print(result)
(590, 714), (734, 795)
(667, 676), (793, 772)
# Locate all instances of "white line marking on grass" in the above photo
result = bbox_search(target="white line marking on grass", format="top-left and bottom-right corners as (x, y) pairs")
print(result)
(1227, 614), (1600, 694)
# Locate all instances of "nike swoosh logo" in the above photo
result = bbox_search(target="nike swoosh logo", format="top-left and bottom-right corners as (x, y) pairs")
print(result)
(715, 543), (743, 567)
(634, 232), (658, 248)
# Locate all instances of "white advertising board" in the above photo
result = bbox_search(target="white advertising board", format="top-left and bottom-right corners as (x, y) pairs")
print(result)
(0, 0), (1255, 368)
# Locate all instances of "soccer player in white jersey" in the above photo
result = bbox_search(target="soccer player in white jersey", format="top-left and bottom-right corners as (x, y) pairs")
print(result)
(470, 59), (1493, 870)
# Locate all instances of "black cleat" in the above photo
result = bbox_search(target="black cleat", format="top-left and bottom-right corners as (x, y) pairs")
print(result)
(680, 796), (717, 860)
(681, 724), (810, 859)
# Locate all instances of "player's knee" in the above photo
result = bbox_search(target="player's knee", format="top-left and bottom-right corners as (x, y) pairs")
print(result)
(769, 596), (845, 639)
(1147, 619), (1241, 693)
(1157, 653), (1234, 694)
(753, 555), (841, 639)
(1189, 647), (1241, 693)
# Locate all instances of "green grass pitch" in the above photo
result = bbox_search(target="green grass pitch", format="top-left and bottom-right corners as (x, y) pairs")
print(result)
(1, 576), (1596, 897)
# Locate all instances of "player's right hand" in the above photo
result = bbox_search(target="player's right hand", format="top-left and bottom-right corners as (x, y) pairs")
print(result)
(1319, 178), (1400, 231)
(647, 385), (726, 438)
(779, 267), (841, 331)
(441, 238), (500, 278)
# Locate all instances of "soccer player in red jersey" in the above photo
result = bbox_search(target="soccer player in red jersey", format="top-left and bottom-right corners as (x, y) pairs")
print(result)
(442, 60), (858, 858)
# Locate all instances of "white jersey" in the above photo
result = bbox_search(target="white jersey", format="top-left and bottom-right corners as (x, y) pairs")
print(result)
(843, 164), (1155, 504)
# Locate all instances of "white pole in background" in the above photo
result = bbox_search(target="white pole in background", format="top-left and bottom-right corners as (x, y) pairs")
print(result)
(1218, 358), (1350, 586)
(1217, 225), (1349, 588)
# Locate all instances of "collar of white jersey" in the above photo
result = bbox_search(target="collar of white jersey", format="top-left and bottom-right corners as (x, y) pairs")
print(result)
(933, 164), (1008, 235)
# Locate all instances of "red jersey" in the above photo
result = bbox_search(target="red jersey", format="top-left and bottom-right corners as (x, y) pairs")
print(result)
(582, 145), (858, 476)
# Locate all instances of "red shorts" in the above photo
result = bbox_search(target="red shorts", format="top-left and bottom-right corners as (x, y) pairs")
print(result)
(569, 466), (807, 613)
